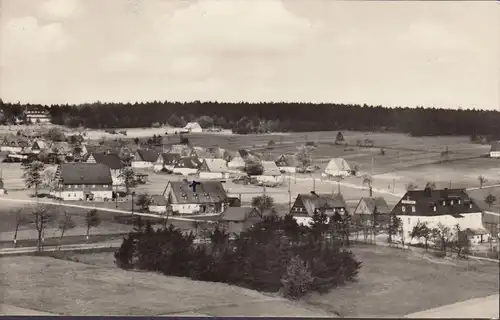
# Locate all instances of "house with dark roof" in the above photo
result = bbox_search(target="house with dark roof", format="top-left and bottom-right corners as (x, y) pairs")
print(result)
(153, 152), (181, 172)
(352, 197), (392, 226)
(87, 152), (125, 185)
(275, 154), (297, 174)
(255, 161), (283, 185)
(392, 187), (486, 244)
(52, 163), (113, 201)
(199, 158), (230, 180)
(290, 191), (348, 226)
(490, 142), (500, 158)
(172, 156), (201, 176)
(148, 195), (168, 213)
(24, 105), (50, 124)
(162, 180), (228, 214)
(220, 207), (262, 235)
(131, 149), (160, 169)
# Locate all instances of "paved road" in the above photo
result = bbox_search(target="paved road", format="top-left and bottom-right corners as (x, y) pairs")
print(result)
(405, 294), (500, 318)
(0, 240), (122, 256)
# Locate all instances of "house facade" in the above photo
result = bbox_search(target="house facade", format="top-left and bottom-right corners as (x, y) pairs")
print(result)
(154, 153), (181, 172)
(183, 122), (203, 133)
(391, 187), (487, 244)
(199, 158), (230, 180)
(228, 152), (246, 170)
(490, 142), (500, 158)
(24, 106), (51, 124)
(131, 149), (159, 169)
(162, 180), (228, 214)
(172, 157), (200, 176)
(51, 163), (113, 201)
(290, 191), (348, 226)
(87, 152), (124, 185)
(220, 207), (262, 235)
(148, 195), (168, 213)
(324, 158), (352, 177)
(31, 140), (48, 154)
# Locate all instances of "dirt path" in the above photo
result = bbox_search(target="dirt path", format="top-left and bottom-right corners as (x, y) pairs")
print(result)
(405, 294), (499, 318)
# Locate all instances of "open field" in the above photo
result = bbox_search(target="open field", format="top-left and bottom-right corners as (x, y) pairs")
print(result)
(0, 255), (332, 317)
(45, 243), (500, 317)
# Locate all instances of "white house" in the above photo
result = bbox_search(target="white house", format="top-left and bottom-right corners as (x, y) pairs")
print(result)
(324, 158), (352, 177)
(31, 140), (49, 155)
(199, 158), (230, 180)
(254, 161), (283, 185)
(289, 191), (348, 226)
(24, 106), (51, 124)
(275, 154), (297, 174)
(490, 142), (500, 158)
(51, 163), (113, 201)
(228, 151), (246, 170)
(131, 149), (159, 169)
(153, 153), (181, 172)
(148, 195), (167, 213)
(392, 187), (488, 245)
(183, 122), (203, 133)
(172, 157), (200, 176)
(162, 180), (228, 214)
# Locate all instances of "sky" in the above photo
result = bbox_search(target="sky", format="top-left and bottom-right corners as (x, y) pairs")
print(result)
(0, 0), (499, 110)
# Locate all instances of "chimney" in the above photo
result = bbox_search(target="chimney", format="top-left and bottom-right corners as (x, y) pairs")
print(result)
(310, 191), (317, 196)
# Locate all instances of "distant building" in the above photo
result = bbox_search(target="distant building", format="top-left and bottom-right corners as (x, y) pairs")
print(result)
(255, 161), (283, 185)
(220, 207), (262, 235)
(275, 154), (297, 174)
(154, 152), (181, 172)
(0, 135), (28, 153)
(290, 191), (348, 226)
(30, 140), (48, 154)
(131, 149), (159, 169)
(199, 158), (230, 180)
(87, 152), (124, 185)
(148, 195), (167, 213)
(183, 122), (203, 133)
(24, 106), (51, 124)
(172, 156), (200, 176)
(227, 151), (246, 170)
(324, 158), (352, 177)
(352, 197), (392, 226)
(490, 142), (500, 158)
(52, 163), (113, 201)
(162, 180), (228, 214)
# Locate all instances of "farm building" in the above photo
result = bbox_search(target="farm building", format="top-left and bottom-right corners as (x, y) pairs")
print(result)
(87, 152), (125, 185)
(227, 151), (246, 170)
(162, 180), (228, 214)
(72, 144), (88, 161)
(275, 154), (297, 173)
(352, 197), (392, 226)
(392, 187), (488, 244)
(324, 158), (352, 177)
(154, 152), (181, 172)
(192, 146), (212, 161)
(148, 195), (168, 213)
(173, 156), (201, 176)
(199, 158), (230, 180)
(254, 161), (283, 185)
(183, 122), (203, 133)
(290, 191), (348, 226)
(30, 140), (48, 154)
(219, 207), (263, 235)
(490, 142), (500, 158)
(51, 163), (113, 201)
(24, 105), (51, 123)
(131, 149), (159, 169)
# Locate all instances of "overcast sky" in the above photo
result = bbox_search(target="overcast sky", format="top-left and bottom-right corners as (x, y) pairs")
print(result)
(0, 0), (498, 110)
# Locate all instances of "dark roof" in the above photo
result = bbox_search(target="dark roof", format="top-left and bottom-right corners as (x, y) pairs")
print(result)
(490, 142), (500, 152)
(25, 105), (49, 114)
(293, 192), (347, 215)
(221, 207), (256, 222)
(150, 195), (167, 206)
(359, 197), (391, 214)
(174, 157), (200, 169)
(392, 188), (482, 217)
(165, 180), (228, 204)
(135, 149), (159, 162)
(59, 163), (112, 185)
(91, 152), (124, 170)
(161, 152), (181, 165)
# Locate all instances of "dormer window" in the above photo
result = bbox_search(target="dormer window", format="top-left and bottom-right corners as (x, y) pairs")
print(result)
(412, 206), (416, 212)
(442, 201), (446, 206)
(458, 199), (461, 204)
(450, 200), (454, 205)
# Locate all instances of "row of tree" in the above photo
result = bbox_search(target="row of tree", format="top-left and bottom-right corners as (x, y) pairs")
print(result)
(2, 100), (499, 137)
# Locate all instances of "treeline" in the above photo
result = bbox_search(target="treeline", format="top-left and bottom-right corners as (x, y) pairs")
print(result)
(115, 213), (361, 299)
(1, 99), (499, 137)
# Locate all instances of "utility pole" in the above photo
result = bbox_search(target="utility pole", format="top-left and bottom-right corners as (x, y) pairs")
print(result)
(371, 156), (374, 176)
(288, 175), (292, 212)
(393, 178), (395, 193)
(313, 177), (316, 192)
(115, 183), (118, 208)
(449, 180), (452, 189)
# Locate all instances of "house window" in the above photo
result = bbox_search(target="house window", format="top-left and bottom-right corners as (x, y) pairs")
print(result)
(458, 199), (461, 204)
(442, 201), (446, 206)
(469, 204), (472, 209)
(402, 206), (406, 212)
(433, 206), (437, 212)
(451, 200), (454, 205)
(92, 185), (96, 188)
(412, 206), (416, 212)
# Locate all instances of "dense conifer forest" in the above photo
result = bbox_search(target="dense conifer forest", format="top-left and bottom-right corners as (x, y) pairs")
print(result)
(1, 99), (499, 138)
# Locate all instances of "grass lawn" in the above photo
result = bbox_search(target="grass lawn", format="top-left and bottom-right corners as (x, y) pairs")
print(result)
(305, 245), (500, 317)
(0, 255), (332, 317)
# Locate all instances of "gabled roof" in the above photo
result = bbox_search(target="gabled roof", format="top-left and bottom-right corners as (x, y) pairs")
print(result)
(160, 152), (181, 165)
(202, 158), (228, 173)
(164, 180), (228, 204)
(325, 158), (351, 172)
(59, 163), (112, 185)
(174, 156), (200, 169)
(150, 195), (167, 206)
(490, 142), (500, 152)
(135, 149), (159, 162)
(90, 152), (124, 170)
(25, 105), (49, 114)
(275, 154), (296, 167)
(184, 122), (202, 130)
(358, 197), (391, 215)
(294, 192), (347, 216)
(33, 140), (48, 149)
(392, 188), (481, 217)
(221, 207), (256, 222)
(261, 161), (281, 176)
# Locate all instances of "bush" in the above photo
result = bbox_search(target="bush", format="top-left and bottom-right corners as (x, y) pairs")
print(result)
(268, 139), (275, 146)
(281, 255), (314, 299)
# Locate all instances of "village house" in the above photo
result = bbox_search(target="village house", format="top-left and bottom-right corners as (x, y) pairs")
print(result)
(172, 156), (200, 176)
(199, 158), (230, 180)
(87, 152), (125, 185)
(227, 151), (246, 170)
(392, 187), (488, 245)
(254, 161), (283, 185)
(219, 207), (263, 235)
(51, 163), (113, 201)
(168, 144), (193, 156)
(275, 154), (297, 174)
(324, 158), (352, 177)
(352, 197), (392, 226)
(162, 180), (228, 215)
(490, 142), (500, 158)
(192, 146), (212, 162)
(154, 152), (181, 172)
(290, 191), (348, 226)
(148, 195), (168, 213)
(183, 122), (203, 133)
(0, 135), (28, 153)
(72, 143), (88, 161)
(30, 140), (48, 154)
(131, 149), (160, 169)
(24, 105), (51, 124)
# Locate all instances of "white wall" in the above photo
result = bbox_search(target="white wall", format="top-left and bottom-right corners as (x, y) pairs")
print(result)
(490, 151), (500, 158)
(171, 203), (202, 214)
(149, 205), (167, 213)
(324, 169), (350, 177)
(255, 175), (284, 184)
(199, 172), (228, 180)
(0, 146), (23, 153)
(279, 166), (296, 173)
(132, 161), (153, 169)
(53, 190), (113, 201)
(173, 167), (198, 176)
(294, 216), (312, 226)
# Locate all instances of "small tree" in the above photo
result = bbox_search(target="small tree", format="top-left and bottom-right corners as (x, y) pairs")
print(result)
(478, 175), (486, 189)
(22, 160), (45, 198)
(388, 214), (402, 244)
(425, 181), (436, 190)
(32, 205), (57, 251)
(58, 212), (76, 249)
(251, 195), (275, 218)
(280, 255), (314, 299)
(118, 167), (137, 194)
(114, 234), (135, 269)
(85, 209), (101, 240)
(410, 222), (432, 251)
(335, 132), (345, 145)
(405, 182), (419, 191)
(484, 194), (497, 208)
(431, 223), (453, 255)
(362, 175), (373, 197)
(295, 146), (312, 171)
(13, 209), (30, 247)
(245, 160), (264, 176)
(453, 224), (470, 258)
